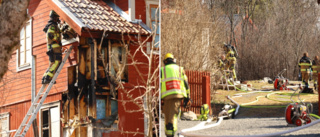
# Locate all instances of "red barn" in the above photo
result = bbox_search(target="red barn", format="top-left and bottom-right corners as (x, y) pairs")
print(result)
(0, 0), (159, 137)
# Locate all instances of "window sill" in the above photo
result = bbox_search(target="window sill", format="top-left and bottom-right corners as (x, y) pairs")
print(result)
(17, 63), (31, 72)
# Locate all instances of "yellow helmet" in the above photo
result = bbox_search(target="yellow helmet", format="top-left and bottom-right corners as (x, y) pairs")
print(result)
(49, 10), (59, 18)
(164, 53), (174, 60)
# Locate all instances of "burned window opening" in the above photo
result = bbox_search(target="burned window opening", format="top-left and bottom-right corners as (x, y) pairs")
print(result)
(40, 106), (60, 137)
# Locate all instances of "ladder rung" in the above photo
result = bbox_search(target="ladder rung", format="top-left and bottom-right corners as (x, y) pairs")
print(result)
(27, 112), (35, 116)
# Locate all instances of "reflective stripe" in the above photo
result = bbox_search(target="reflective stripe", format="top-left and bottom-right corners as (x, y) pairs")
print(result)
(301, 69), (310, 72)
(161, 77), (184, 82)
(228, 108), (235, 113)
(51, 43), (61, 48)
(299, 63), (312, 66)
(173, 114), (178, 131)
(165, 130), (173, 135)
(164, 66), (167, 79)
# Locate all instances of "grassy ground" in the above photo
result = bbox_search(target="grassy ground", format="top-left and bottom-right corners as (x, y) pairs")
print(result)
(211, 80), (319, 117)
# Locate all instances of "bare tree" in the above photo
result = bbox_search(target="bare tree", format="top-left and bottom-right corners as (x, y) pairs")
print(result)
(161, 0), (225, 72)
(0, 0), (30, 80)
(221, 0), (320, 80)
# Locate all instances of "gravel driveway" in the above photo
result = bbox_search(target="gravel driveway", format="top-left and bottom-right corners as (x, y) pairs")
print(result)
(160, 117), (320, 137)
(160, 105), (320, 137)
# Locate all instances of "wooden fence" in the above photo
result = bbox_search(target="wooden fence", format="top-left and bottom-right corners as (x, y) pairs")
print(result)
(182, 70), (211, 114)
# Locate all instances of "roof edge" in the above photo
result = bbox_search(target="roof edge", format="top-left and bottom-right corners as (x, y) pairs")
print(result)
(131, 20), (152, 33)
(105, 0), (131, 21)
(52, 0), (87, 29)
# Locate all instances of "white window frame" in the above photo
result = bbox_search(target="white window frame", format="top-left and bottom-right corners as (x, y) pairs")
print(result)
(39, 101), (60, 137)
(16, 19), (32, 72)
(146, 0), (160, 54)
(0, 112), (10, 137)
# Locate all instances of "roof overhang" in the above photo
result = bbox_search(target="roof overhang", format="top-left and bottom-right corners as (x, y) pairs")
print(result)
(45, 0), (150, 37)
(45, 0), (84, 35)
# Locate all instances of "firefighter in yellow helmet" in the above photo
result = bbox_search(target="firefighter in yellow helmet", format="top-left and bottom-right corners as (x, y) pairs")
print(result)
(161, 53), (190, 137)
(226, 45), (237, 80)
(299, 52), (312, 88)
(42, 10), (74, 84)
(312, 56), (320, 90)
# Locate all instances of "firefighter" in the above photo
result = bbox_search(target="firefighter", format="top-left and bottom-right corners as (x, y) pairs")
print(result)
(42, 10), (72, 84)
(226, 45), (237, 80)
(218, 55), (226, 71)
(312, 56), (320, 90)
(161, 53), (190, 137)
(299, 52), (312, 88)
(199, 104), (209, 121)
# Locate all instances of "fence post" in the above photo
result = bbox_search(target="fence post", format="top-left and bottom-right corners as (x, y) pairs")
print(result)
(202, 76), (211, 113)
(318, 72), (320, 116)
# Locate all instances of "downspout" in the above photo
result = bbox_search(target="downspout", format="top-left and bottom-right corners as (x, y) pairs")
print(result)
(31, 55), (39, 137)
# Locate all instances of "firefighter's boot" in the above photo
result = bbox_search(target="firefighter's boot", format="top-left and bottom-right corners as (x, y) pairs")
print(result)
(165, 123), (174, 137)
(42, 75), (52, 84)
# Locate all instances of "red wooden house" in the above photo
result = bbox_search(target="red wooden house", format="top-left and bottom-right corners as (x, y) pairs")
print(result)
(0, 0), (159, 137)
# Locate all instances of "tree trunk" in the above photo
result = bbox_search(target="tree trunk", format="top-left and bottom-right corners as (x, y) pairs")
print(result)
(0, 0), (30, 80)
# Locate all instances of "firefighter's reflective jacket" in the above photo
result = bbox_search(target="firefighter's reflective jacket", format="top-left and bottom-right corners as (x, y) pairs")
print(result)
(299, 56), (312, 72)
(161, 64), (189, 99)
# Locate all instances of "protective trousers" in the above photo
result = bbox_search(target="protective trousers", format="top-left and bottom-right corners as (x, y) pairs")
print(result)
(301, 72), (310, 88)
(312, 71), (318, 89)
(43, 47), (62, 80)
(227, 60), (237, 80)
(163, 98), (183, 137)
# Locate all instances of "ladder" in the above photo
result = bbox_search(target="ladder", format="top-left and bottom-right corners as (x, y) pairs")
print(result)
(223, 70), (236, 91)
(14, 46), (74, 137)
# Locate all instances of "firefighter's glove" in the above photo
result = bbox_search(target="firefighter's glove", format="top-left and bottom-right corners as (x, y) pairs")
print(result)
(62, 24), (69, 32)
(63, 33), (70, 39)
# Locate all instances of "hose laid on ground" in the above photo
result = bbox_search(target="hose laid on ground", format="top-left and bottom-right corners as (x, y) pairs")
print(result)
(180, 117), (226, 133)
(310, 114), (320, 119)
(179, 88), (320, 137)
(227, 95), (240, 115)
(180, 119), (320, 137)
(180, 93), (320, 137)
(227, 80), (246, 92)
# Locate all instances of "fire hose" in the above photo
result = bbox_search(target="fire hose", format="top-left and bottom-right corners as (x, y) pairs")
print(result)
(179, 89), (320, 137)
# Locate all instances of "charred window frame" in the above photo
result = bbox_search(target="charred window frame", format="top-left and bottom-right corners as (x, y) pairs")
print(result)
(109, 42), (128, 82)
(39, 102), (60, 137)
